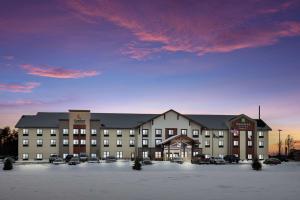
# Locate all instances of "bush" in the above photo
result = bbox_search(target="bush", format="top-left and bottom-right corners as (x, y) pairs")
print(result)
(132, 159), (142, 170)
(252, 157), (262, 171)
(3, 158), (13, 170)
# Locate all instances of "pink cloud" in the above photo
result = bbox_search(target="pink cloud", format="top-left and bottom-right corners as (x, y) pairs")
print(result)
(20, 64), (99, 79)
(0, 82), (40, 93)
(65, 0), (300, 59)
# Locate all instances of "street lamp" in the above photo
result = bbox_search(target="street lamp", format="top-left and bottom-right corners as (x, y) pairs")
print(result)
(278, 129), (282, 156)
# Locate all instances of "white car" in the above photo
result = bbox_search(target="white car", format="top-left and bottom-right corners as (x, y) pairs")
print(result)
(210, 157), (226, 164)
(52, 158), (65, 165)
(88, 157), (100, 163)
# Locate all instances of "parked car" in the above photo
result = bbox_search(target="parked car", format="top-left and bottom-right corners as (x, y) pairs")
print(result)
(263, 158), (281, 165)
(142, 157), (153, 165)
(88, 157), (100, 163)
(49, 154), (59, 163)
(105, 156), (117, 163)
(224, 155), (240, 163)
(68, 157), (80, 165)
(170, 157), (184, 164)
(191, 154), (210, 164)
(79, 153), (88, 162)
(65, 155), (73, 163)
(52, 158), (65, 165)
(209, 157), (226, 164)
(273, 155), (289, 162)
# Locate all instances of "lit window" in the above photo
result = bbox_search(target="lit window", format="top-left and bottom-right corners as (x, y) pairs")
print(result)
(80, 129), (86, 135)
(130, 130), (135, 137)
(23, 129), (29, 136)
(155, 139), (162, 146)
(142, 139), (148, 147)
(22, 153), (29, 160)
(259, 154), (264, 160)
(117, 130), (122, 137)
(103, 151), (109, 158)
(233, 130), (239, 137)
(218, 131), (224, 137)
(117, 139), (122, 147)
(218, 140), (224, 147)
(63, 129), (68, 135)
(50, 139), (56, 146)
(91, 153), (97, 158)
(36, 154), (43, 160)
(23, 139), (29, 146)
(205, 140), (210, 147)
(205, 154), (210, 159)
(258, 131), (264, 138)
(63, 154), (68, 159)
(73, 154), (78, 157)
(73, 129), (79, 135)
(155, 152), (161, 158)
(103, 139), (109, 147)
(181, 129), (187, 135)
(233, 140), (239, 146)
(234, 154), (239, 158)
(247, 140), (253, 147)
(129, 139), (135, 147)
(168, 129), (174, 136)
(104, 130), (109, 137)
(36, 139), (43, 146)
(91, 129), (97, 135)
(205, 131), (210, 137)
(37, 129), (43, 136)
(219, 154), (224, 158)
(142, 129), (148, 137)
(259, 141), (264, 148)
(63, 139), (69, 145)
(131, 152), (135, 159)
(193, 152), (199, 156)
(155, 129), (162, 137)
(116, 151), (123, 159)
(192, 130), (199, 137)
(247, 131), (252, 138)
(247, 154), (252, 160)
(142, 151), (148, 158)
(73, 139), (79, 145)
(80, 139), (86, 145)
(50, 129), (56, 136)
(91, 139), (97, 146)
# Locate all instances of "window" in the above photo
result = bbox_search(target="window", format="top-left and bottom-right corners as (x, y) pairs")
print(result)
(258, 131), (264, 138)
(91, 129), (97, 136)
(91, 153), (97, 158)
(181, 129), (187, 135)
(259, 141), (264, 148)
(142, 139), (148, 147)
(168, 129), (174, 136)
(22, 153), (29, 160)
(36, 154), (43, 160)
(50, 129), (56, 136)
(233, 130), (239, 137)
(259, 154), (264, 160)
(91, 139), (97, 146)
(218, 131), (224, 137)
(63, 154), (68, 159)
(117, 130), (122, 137)
(155, 129), (162, 137)
(247, 140), (253, 147)
(63, 129), (68, 135)
(116, 139), (122, 147)
(233, 140), (239, 147)
(193, 152), (199, 156)
(205, 140), (210, 147)
(80, 139), (86, 145)
(192, 130), (199, 137)
(155, 139), (162, 146)
(23, 139), (29, 146)
(130, 130), (135, 137)
(142, 151), (148, 158)
(131, 152), (135, 159)
(104, 130), (109, 137)
(219, 154), (224, 159)
(103, 151), (109, 158)
(205, 131), (210, 137)
(116, 151), (123, 159)
(155, 152), (161, 158)
(247, 154), (252, 160)
(37, 129), (43, 136)
(80, 129), (86, 135)
(142, 129), (148, 137)
(50, 139), (56, 146)
(23, 129), (29, 136)
(63, 139), (69, 146)
(129, 139), (135, 147)
(73, 129), (79, 135)
(218, 140), (224, 148)
(37, 139), (43, 147)
(247, 131), (252, 138)
(103, 139), (109, 147)
(73, 139), (79, 145)
(73, 154), (79, 157)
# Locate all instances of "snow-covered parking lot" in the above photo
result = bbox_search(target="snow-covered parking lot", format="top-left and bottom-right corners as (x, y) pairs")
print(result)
(1, 161), (300, 200)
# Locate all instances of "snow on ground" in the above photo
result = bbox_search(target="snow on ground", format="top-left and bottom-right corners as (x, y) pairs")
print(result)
(0, 161), (300, 200)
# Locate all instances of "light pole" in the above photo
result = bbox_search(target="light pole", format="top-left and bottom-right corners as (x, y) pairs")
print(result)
(278, 129), (282, 156)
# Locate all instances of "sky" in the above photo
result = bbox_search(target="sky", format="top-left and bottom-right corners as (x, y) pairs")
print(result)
(0, 0), (300, 153)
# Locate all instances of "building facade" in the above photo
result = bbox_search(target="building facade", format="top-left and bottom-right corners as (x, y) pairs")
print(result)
(16, 109), (271, 161)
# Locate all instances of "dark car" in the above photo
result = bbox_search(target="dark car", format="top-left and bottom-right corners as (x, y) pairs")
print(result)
(224, 155), (240, 163)
(79, 153), (88, 162)
(68, 157), (80, 165)
(191, 154), (210, 164)
(49, 154), (59, 163)
(65, 155), (73, 163)
(264, 158), (281, 165)
(142, 157), (153, 165)
(105, 156), (117, 163)
(273, 155), (289, 162)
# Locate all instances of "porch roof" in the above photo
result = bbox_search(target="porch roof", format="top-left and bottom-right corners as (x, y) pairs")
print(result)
(159, 135), (200, 145)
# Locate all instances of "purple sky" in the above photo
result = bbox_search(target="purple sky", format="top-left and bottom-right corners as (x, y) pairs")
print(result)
(1, 0), (300, 152)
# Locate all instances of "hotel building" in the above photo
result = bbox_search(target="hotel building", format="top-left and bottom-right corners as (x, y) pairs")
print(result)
(16, 109), (271, 161)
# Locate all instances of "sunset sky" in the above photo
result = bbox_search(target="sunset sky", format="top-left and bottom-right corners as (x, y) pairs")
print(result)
(1, 0), (300, 153)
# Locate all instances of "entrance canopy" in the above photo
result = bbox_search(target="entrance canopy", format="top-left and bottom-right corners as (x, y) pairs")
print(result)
(160, 135), (200, 146)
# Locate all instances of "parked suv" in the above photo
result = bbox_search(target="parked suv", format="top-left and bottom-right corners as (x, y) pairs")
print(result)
(49, 154), (59, 163)
(224, 155), (240, 163)
(191, 154), (210, 164)
(209, 157), (226, 164)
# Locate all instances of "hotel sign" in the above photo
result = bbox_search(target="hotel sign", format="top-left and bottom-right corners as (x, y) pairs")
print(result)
(74, 114), (86, 125)
(232, 118), (254, 130)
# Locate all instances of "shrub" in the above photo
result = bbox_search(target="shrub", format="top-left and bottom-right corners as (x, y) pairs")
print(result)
(3, 158), (13, 170)
(252, 157), (262, 171)
(132, 159), (142, 170)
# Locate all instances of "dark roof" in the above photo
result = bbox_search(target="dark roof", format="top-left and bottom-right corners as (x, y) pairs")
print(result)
(15, 111), (271, 130)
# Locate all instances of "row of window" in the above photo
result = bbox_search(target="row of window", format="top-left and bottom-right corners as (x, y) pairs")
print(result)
(22, 139), (57, 147)
(203, 140), (265, 148)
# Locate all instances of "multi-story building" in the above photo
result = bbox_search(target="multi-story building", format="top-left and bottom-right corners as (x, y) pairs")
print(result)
(16, 109), (271, 161)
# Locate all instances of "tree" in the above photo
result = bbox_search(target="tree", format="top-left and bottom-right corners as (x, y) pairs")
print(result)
(3, 158), (13, 170)
(285, 135), (294, 156)
(132, 159), (142, 170)
(252, 157), (262, 171)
